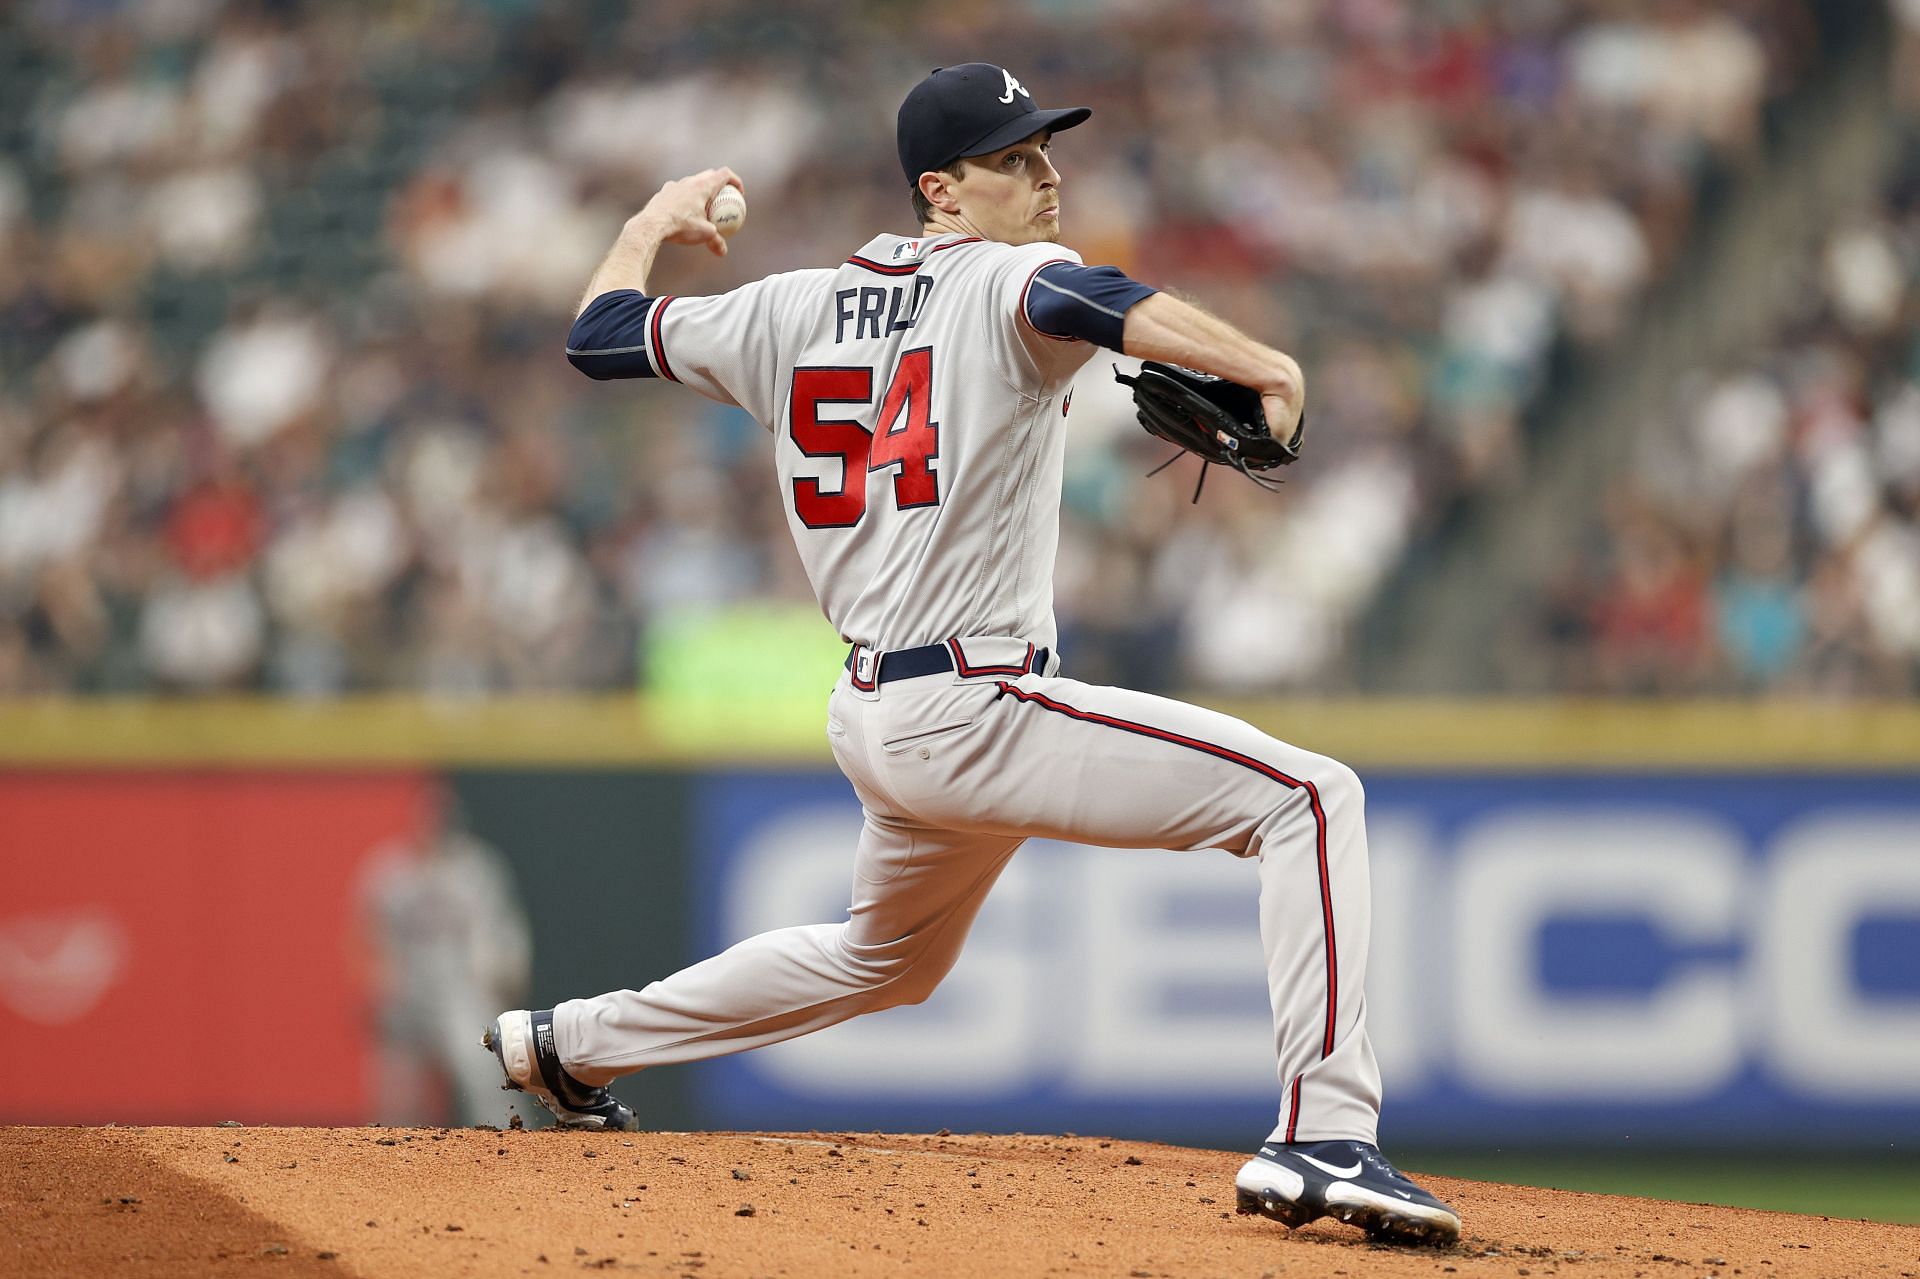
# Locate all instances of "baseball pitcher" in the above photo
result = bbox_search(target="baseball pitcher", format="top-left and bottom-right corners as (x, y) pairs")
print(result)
(485, 63), (1459, 1246)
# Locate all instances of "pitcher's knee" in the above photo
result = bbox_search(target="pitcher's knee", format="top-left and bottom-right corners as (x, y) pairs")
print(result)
(880, 957), (952, 1009)
(1261, 753), (1363, 816)
(834, 931), (961, 1011)
(1249, 753), (1365, 855)
(1311, 757), (1365, 810)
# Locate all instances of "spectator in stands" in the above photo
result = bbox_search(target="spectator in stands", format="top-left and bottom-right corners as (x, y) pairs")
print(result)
(0, 0), (1822, 696)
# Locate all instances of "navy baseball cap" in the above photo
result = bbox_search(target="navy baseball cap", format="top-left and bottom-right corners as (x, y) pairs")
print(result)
(897, 63), (1091, 183)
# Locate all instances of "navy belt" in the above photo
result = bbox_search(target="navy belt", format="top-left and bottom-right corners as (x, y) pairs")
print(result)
(845, 638), (1050, 689)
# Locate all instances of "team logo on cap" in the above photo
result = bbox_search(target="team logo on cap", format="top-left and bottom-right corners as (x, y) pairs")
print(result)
(998, 69), (1029, 104)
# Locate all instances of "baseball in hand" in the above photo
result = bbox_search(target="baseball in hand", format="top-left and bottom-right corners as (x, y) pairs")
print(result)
(708, 186), (747, 237)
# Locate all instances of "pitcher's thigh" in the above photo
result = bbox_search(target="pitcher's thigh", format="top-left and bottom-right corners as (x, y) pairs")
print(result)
(845, 809), (1025, 951)
(951, 676), (1356, 853)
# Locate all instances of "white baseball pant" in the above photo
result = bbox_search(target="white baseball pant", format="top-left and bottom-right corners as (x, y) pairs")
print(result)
(554, 637), (1382, 1145)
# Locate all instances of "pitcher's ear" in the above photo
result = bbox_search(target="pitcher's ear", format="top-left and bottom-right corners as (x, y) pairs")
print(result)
(919, 169), (962, 214)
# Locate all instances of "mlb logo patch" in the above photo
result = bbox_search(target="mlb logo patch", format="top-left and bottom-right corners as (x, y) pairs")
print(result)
(892, 240), (922, 260)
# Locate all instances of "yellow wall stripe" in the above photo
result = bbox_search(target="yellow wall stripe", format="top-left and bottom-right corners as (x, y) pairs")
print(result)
(2, 696), (1917, 770)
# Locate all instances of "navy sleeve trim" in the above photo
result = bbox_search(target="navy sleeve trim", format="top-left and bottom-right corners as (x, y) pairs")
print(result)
(1023, 262), (1158, 352)
(567, 290), (660, 380)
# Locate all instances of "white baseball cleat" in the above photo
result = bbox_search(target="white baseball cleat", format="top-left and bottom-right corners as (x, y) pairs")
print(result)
(1234, 1140), (1460, 1245)
(482, 1009), (640, 1131)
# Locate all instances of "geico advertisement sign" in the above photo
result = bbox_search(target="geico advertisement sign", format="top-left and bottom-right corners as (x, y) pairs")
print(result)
(698, 789), (1920, 1121)
(1428, 810), (1917, 1100)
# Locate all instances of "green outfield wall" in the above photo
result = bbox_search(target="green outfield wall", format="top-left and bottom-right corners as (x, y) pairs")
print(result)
(5, 696), (1918, 1171)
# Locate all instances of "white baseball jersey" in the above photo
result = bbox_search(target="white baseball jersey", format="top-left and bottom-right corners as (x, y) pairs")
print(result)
(633, 233), (1093, 652)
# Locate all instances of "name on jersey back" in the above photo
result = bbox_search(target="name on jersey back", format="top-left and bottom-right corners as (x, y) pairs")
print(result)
(834, 276), (936, 344)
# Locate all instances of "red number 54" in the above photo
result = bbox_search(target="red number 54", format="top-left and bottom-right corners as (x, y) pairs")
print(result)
(789, 347), (940, 529)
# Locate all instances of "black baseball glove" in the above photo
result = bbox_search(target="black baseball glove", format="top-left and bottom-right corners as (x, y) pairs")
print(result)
(1113, 361), (1305, 499)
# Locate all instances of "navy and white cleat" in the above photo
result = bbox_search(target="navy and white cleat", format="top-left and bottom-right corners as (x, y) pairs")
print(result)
(1235, 1140), (1460, 1246)
(483, 1009), (640, 1131)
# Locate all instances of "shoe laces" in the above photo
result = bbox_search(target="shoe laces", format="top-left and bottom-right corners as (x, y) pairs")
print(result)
(1352, 1143), (1413, 1188)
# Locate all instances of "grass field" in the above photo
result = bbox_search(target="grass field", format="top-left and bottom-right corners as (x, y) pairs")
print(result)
(1411, 1151), (1920, 1226)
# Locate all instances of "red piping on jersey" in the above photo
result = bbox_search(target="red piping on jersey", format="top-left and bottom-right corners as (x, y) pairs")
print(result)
(649, 295), (679, 382)
(990, 679), (1341, 1126)
(946, 638), (1035, 677)
(1285, 1075), (1303, 1142)
(844, 236), (984, 275)
(845, 257), (919, 276)
(1018, 257), (1082, 344)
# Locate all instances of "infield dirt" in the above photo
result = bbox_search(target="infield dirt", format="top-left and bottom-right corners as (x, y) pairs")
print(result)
(4, 1127), (1913, 1278)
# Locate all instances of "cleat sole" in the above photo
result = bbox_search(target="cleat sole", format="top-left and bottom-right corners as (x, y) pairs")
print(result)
(1234, 1186), (1323, 1230)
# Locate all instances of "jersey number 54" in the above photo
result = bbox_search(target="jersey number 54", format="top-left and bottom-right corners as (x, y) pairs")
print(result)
(789, 347), (939, 529)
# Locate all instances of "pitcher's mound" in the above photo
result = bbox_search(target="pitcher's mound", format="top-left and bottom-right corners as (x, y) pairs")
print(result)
(6, 1127), (1912, 1277)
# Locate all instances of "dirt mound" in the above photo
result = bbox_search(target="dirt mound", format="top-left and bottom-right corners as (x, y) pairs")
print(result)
(4, 1127), (1912, 1277)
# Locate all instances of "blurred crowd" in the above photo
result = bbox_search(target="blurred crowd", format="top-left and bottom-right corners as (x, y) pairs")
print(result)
(0, 0), (1814, 695)
(1517, 117), (1920, 696)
